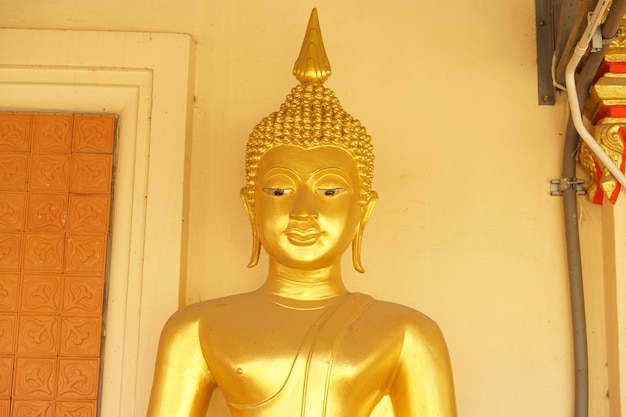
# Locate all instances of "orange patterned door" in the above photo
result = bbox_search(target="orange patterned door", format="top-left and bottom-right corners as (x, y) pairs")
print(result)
(0, 113), (115, 417)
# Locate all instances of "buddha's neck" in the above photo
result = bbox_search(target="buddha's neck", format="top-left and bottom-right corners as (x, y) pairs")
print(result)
(262, 260), (348, 302)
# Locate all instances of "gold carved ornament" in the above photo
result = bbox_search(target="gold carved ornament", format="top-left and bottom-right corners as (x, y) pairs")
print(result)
(579, 17), (626, 204)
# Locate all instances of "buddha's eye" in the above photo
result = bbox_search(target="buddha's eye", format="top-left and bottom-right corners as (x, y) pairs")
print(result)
(315, 188), (345, 196)
(263, 188), (294, 196)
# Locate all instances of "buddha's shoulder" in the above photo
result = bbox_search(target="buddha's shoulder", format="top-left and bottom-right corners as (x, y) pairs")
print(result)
(364, 297), (444, 340)
(162, 291), (258, 328)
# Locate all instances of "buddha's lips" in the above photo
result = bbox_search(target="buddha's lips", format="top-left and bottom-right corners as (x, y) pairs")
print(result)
(285, 228), (321, 245)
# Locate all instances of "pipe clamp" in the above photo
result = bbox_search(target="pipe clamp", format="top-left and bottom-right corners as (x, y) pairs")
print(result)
(550, 178), (586, 196)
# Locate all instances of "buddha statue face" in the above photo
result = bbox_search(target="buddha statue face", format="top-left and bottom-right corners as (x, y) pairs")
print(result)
(242, 143), (376, 272)
(246, 144), (374, 271)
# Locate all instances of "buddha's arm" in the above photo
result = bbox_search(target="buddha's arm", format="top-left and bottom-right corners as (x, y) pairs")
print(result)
(146, 306), (215, 417)
(389, 319), (457, 417)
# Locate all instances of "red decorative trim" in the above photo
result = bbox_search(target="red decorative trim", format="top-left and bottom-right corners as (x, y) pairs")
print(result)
(593, 61), (626, 84)
(593, 105), (626, 124)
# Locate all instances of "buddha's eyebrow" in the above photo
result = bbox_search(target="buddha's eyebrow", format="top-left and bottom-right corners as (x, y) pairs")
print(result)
(261, 166), (298, 174)
(311, 166), (352, 178)
(260, 166), (301, 181)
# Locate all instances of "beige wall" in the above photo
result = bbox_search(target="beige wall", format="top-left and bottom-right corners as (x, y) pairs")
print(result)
(0, 0), (611, 416)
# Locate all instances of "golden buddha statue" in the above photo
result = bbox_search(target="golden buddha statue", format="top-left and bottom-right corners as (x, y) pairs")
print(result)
(147, 9), (457, 417)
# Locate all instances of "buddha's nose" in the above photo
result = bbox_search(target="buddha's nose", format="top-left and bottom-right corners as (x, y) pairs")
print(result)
(289, 189), (318, 220)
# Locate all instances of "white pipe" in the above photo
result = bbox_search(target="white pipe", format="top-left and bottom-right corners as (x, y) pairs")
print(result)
(565, 0), (626, 191)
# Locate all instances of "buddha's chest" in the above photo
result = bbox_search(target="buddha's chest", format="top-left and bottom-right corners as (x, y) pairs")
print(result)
(199, 301), (400, 409)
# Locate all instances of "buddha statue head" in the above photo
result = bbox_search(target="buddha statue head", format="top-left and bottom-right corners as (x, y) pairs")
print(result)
(241, 9), (377, 272)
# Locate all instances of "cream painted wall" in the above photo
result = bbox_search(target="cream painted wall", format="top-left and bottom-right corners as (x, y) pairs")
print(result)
(0, 0), (596, 416)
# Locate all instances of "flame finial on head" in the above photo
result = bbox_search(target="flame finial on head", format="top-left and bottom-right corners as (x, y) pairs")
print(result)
(293, 8), (332, 84)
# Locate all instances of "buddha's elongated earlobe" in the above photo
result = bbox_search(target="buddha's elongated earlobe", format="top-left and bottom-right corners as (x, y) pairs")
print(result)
(248, 229), (262, 268)
(352, 191), (378, 273)
(240, 188), (261, 268)
(352, 227), (365, 273)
